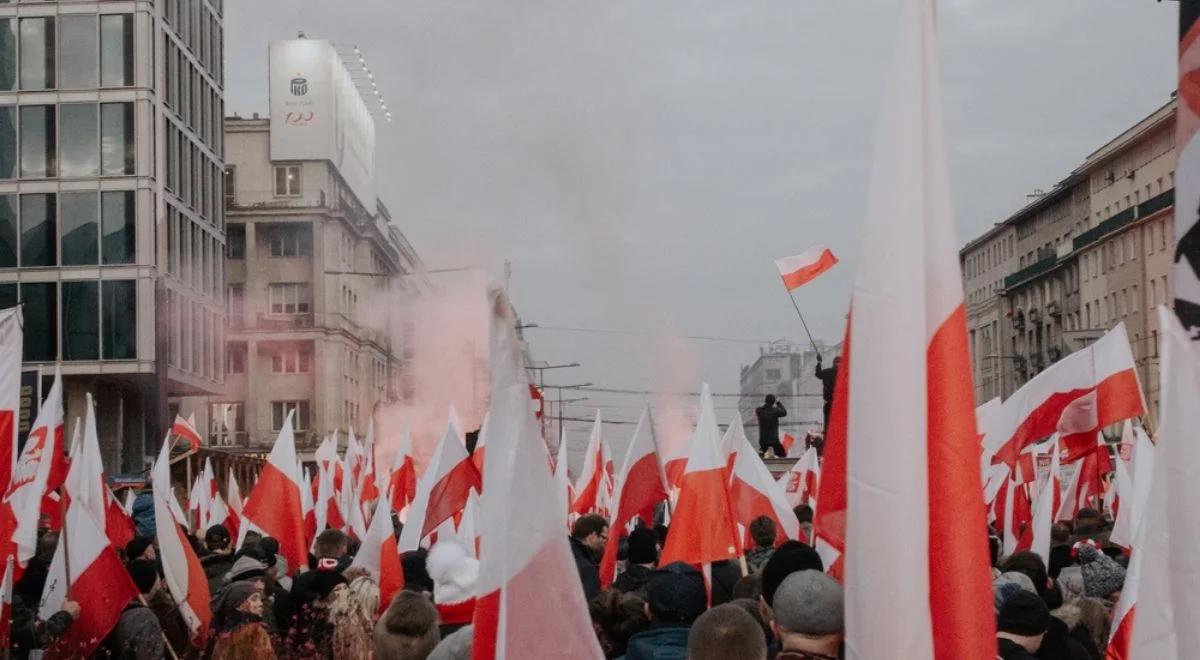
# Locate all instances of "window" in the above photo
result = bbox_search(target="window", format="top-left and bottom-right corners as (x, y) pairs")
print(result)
(226, 224), (244, 259)
(103, 280), (136, 359)
(22, 282), (56, 361)
(62, 281), (99, 360)
(101, 102), (134, 175)
(59, 15), (98, 89)
(20, 193), (55, 267)
(61, 104), (99, 177)
(267, 224), (311, 257)
(272, 400), (310, 431)
(268, 283), (310, 314)
(226, 342), (246, 374)
(0, 20), (15, 92)
(19, 17), (54, 90)
(101, 191), (135, 264)
(271, 346), (312, 374)
(99, 14), (133, 87)
(0, 106), (14, 179)
(19, 105), (55, 178)
(61, 192), (99, 265)
(273, 165), (300, 196)
(765, 368), (781, 380)
(227, 284), (244, 327)
(0, 195), (15, 267)
(209, 402), (244, 446)
(223, 165), (236, 206)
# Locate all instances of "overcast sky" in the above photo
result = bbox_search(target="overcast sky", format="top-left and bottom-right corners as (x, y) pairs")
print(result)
(226, 1), (1177, 444)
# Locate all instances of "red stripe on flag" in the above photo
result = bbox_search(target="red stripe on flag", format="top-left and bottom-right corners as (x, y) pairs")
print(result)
(173, 515), (212, 645)
(813, 319), (851, 567)
(421, 459), (481, 540)
(241, 461), (306, 574)
(779, 249), (839, 291)
(47, 543), (139, 658)
(599, 453), (668, 587)
(925, 305), (996, 659)
(659, 467), (741, 566)
(1106, 606), (1134, 660)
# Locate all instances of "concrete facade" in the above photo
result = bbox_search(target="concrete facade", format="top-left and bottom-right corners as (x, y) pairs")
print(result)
(0, 0), (225, 472)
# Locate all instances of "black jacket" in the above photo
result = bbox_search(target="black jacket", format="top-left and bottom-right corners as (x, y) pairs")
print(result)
(815, 363), (838, 403)
(9, 593), (74, 659)
(570, 536), (601, 601)
(755, 403), (787, 440)
(998, 638), (1039, 660)
(613, 563), (655, 597)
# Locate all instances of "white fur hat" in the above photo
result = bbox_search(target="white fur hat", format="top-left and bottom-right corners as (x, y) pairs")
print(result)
(427, 540), (480, 606)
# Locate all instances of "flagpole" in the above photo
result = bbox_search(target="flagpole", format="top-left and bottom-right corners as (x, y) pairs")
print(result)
(785, 290), (820, 355)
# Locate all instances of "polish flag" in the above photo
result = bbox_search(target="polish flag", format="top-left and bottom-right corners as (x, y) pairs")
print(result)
(1001, 473), (1033, 557)
(456, 490), (481, 559)
(830, 1), (996, 655)
(0, 308), (21, 494)
(187, 474), (208, 531)
(472, 286), (602, 660)
(599, 409), (668, 588)
(122, 487), (136, 515)
(571, 412), (607, 515)
(387, 427), (418, 515)
(1030, 437), (1061, 564)
(718, 416), (741, 475)
(358, 420), (381, 505)
(984, 323), (1144, 468)
(729, 416), (801, 547)
(315, 458), (346, 537)
(553, 427), (574, 520)
(151, 436), (211, 644)
(104, 486), (136, 551)
(775, 246), (839, 292)
(300, 465), (317, 543)
(398, 415), (481, 552)
(0, 556), (11, 650)
(472, 412), (489, 476)
(1117, 308), (1200, 659)
(240, 411), (307, 574)
(660, 384), (742, 567)
(779, 446), (820, 509)
(349, 499), (404, 617)
(226, 468), (243, 537)
(171, 414), (203, 451)
(780, 433), (797, 457)
(0, 368), (64, 580)
(315, 435), (345, 494)
(64, 394), (135, 550)
(1109, 425), (1155, 550)
(1056, 437), (1104, 522)
(38, 498), (140, 658)
(346, 426), (365, 485)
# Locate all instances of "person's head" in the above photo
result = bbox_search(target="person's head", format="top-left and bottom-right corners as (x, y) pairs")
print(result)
(749, 516), (777, 550)
(1073, 508), (1104, 533)
(330, 575), (380, 623)
(1000, 551), (1050, 599)
(204, 525), (232, 554)
(125, 536), (155, 562)
(36, 530), (59, 562)
(258, 537), (280, 558)
(216, 580), (265, 624)
(770, 570), (843, 656)
(315, 528), (350, 560)
(645, 562), (707, 625)
(732, 572), (763, 601)
(401, 549), (434, 594)
(687, 604), (767, 660)
(993, 571), (1037, 612)
(792, 504), (813, 526)
(626, 527), (659, 567)
(242, 530), (263, 548)
(764, 394), (776, 406)
(572, 514), (609, 555)
(373, 590), (440, 660)
(126, 559), (161, 598)
(1076, 543), (1126, 600)
(589, 590), (650, 658)
(996, 590), (1050, 652)
(760, 541), (823, 607)
(1051, 522), (1071, 545)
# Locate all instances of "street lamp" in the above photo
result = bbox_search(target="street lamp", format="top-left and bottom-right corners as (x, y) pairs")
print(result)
(543, 382), (593, 441)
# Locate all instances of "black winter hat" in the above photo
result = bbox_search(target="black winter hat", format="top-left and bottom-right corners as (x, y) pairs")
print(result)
(125, 536), (153, 561)
(204, 525), (231, 550)
(997, 590), (1050, 636)
(626, 528), (659, 565)
(761, 541), (823, 606)
(126, 559), (159, 595)
(646, 562), (707, 624)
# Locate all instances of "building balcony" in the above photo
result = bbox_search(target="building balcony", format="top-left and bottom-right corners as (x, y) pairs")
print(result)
(1047, 300), (1061, 317)
(229, 190), (328, 211)
(1005, 255), (1058, 289)
(229, 312), (315, 332)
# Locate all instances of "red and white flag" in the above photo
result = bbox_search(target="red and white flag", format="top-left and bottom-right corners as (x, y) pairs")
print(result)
(571, 412), (608, 516)
(187, 474), (209, 531)
(240, 411), (307, 574)
(1110, 425), (1154, 550)
(398, 415), (481, 552)
(456, 490), (481, 559)
(349, 499), (404, 617)
(659, 384), (742, 567)
(775, 246), (839, 292)
(472, 286), (603, 659)
(1056, 437), (1105, 523)
(984, 323), (1144, 468)
(387, 427), (417, 516)
(1116, 309), (1200, 659)
(0, 368), (64, 579)
(779, 445), (820, 510)
(225, 468), (243, 538)
(780, 433), (797, 457)
(1030, 437), (1061, 564)
(472, 412), (489, 476)
(38, 497), (139, 658)
(65, 394), (134, 550)
(599, 409), (668, 588)
(357, 420), (381, 506)
(171, 414), (203, 452)
(300, 464), (317, 543)
(0, 556), (13, 650)
(0, 308), (21, 494)
(830, 1), (996, 655)
(729, 415), (801, 547)
(314, 457), (345, 537)
(152, 436), (211, 644)
(553, 427), (574, 520)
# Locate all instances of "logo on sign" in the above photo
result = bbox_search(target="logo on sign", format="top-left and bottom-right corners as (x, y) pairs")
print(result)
(290, 76), (308, 96)
(285, 112), (315, 126)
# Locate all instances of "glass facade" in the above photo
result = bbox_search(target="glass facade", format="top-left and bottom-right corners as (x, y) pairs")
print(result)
(20, 193), (54, 267)
(99, 14), (133, 88)
(61, 191), (99, 265)
(19, 105), (54, 178)
(103, 280), (135, 359)
(59, 15), (98, 89)
(61, 104), (100, 177)
(100, 102), (134, 176)
(0, 106), (14, 179)
(0, 19), (15, 92)
(101, 191), (134, 264)
(62, 280), (99, 360)
(18, 17), (53, 90)
(22, 282), (56, 362)
(0, 195), (14, 268)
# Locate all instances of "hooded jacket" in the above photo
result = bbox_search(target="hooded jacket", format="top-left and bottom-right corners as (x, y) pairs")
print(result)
(619, 624), (689, 660)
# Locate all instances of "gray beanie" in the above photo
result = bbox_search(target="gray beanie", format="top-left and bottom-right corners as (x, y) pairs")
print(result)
(993, 571), (1037, 612)
(772, 570), (843, 636)
(428, 624), (473, 660)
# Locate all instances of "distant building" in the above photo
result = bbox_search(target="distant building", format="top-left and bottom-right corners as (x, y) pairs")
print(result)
(0, 1), (226, 472)
(961, 98), (1176, 422)
(738, 340), (839, 436)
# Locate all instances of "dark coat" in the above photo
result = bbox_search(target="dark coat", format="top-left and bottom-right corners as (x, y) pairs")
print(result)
(613, 564), (655, 597)
(9, 593), (74, 659)
(998, 638), (1040, 660)
(570, 536), (601, 601)
(815, 363), (837, 403)
(755, 403), (787, 442)
(620, 624), (690, 660)
(102, 602), (166, 660)
(202, 552), (238, 597)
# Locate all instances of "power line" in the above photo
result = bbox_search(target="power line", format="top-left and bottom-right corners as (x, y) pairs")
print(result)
(526, 325), (794, 346)
(574, 385), (822, 399)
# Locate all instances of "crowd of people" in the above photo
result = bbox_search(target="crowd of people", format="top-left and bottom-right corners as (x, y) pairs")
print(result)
(5, 485), (1128, 659)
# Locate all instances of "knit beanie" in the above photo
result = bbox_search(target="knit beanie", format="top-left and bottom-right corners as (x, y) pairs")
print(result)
(402, 548), (434, 593)
(992, 571), (1036, 612)
(125, 536), (154, 561)
(761, 541), (823, 606)
(646, 562), (707, 624)
(427, 541), (479, 625)
(626, 528), (658, 565)
(1077, 544), (1125, 599)
(223, 555), (268, 585)
(997, 590), (1051, 636)
(126, 559), (159, 595)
